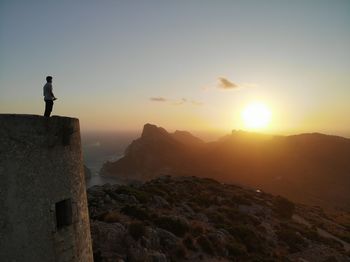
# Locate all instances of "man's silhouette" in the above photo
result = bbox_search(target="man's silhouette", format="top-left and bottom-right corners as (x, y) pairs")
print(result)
(43, 76), (57, 117)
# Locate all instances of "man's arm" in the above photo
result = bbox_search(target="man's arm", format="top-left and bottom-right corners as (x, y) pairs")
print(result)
(50, 85), (57, 100)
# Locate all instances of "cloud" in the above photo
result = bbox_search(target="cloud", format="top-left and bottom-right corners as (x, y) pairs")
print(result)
(150, 97), (203, 106)
(173, 98), (187, 105)
(172, 98), (204, 106)
(218, 77), (239, 89)
(150, 97), (168, 102)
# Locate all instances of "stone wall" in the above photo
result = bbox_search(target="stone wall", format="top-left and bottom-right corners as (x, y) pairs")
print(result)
(0, 114), (93, 262)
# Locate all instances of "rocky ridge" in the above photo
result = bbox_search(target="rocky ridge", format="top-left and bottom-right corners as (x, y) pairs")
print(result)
(88, 176), (350, 262)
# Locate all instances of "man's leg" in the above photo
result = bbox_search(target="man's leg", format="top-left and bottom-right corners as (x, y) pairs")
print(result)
(44, 101), (49, 117)
(48, 101), (53, 117)
(44, 100), (53, 117)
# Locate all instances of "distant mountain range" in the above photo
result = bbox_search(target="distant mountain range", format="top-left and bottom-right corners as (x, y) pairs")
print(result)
(101, 124), (350, 211)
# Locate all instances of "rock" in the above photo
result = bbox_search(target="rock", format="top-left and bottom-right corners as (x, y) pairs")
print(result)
(127, 246), (148, 262)
(102, 183), (114, 193)
(110, 193), (139, 204)
(207, 230), (228, 255)
(178, 203), (195, 218)
(88, 185), (106, 198)
(182, 203), (194, 214)
(155, 228), (179, 250)
(127, 247), (168, 262)
(91, 221), (127, 256)
(104, 194), (112, 204)
(87, 175), (350, 262)
(144, 227), (161, 250)
(150, 195), (170, 208)
(147, 251), (167, 262)
(195, 213), (209, 223)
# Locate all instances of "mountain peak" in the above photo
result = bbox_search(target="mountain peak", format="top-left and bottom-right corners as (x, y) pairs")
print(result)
(141, 123), (169, 138)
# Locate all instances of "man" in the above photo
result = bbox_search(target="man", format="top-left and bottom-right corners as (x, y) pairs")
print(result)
(43, 76), (57, 117)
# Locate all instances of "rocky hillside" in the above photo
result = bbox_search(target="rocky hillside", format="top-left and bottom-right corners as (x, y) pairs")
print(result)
(88, 176), (350, 262)
(101, 124), (350, 211)
(101, 124), (204, 181)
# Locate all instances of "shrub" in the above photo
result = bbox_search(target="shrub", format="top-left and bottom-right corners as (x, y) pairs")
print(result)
(192, 193), (216, 207)
(183, 235), (197, 251)
(340, 232), (350, 243)
(274, 196), (295, 219)
(187, 202), (201, 212)
(154, 216), (189, 237)
(318, 236), (344, 250)
(207, 233), (227, 256)
(226, 224), (263, 252)
(298, 228), (321, 242)
(277, 227), (307, 252)
(216, 206), (253, 224)
(100, 210), (120, 223)
(231, 194), (252, 205)
(128, 222), (146, 240)
(226, 224), (255, 240)
(190, 221), (205, 237)
(174, 243), (187, 258)
(324, 256), (339, 262)
(197, 235), (214, 255)
(115, 186), (150, 203)
(121, 205), (149, 220)
(226, 241), (247, 257)
(165, 196), (174, 205)
(143, 185), (168, 197)
(205, 210), (227, 225)
(200, 178), (220, 185)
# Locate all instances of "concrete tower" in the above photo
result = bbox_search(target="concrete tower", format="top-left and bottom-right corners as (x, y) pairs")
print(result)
(0, 115), (93, 262)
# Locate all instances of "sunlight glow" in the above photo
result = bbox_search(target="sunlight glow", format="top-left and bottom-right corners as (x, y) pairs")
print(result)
(242, 102), (272, 130)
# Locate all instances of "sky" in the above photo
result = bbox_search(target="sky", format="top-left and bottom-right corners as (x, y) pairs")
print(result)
(1, 0), (350, 138)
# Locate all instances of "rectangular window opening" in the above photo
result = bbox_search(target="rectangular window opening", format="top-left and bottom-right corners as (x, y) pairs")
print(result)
(55, 199), (73, 230)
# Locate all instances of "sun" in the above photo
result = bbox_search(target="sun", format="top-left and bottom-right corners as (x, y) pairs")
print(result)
(241, 102), (272, 130)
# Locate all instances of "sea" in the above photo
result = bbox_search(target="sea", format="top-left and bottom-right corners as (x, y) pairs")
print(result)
(81, 130), (139, 188)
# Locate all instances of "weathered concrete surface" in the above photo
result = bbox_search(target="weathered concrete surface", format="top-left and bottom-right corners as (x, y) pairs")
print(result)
(0, 114), (93, 262)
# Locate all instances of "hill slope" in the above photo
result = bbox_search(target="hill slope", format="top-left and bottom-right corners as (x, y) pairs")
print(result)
(88, 176), (350, 261)
(101, 124), (350, 211)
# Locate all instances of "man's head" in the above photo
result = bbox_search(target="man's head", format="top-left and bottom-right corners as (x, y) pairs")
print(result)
(46, 76), (53, 83)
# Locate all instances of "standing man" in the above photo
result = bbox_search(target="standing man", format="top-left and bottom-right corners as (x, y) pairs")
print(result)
(43, 76), (57, 117)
